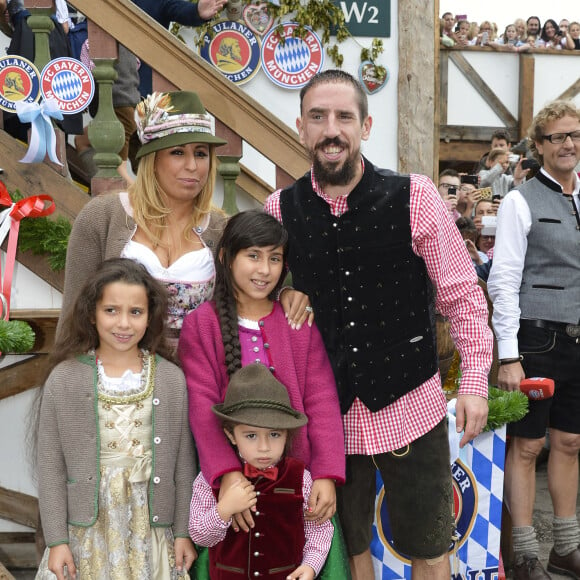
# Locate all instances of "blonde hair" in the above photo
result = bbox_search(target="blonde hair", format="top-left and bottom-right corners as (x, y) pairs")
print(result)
(487, 147), (509, 164)
(128, 147), (218, 247)
(527, 100), (580, 165)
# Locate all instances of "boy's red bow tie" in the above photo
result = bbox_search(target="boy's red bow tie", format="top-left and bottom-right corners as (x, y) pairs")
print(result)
(243, 463), (278, 481)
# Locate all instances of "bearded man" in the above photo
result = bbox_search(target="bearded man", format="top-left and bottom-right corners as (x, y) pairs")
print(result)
(265, 69), (493, 580)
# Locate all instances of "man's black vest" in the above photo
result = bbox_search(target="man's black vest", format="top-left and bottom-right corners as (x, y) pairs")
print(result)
(280, 159), (438, 413)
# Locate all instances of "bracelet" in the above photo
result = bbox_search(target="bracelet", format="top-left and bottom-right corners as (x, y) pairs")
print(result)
(498, 355), (523, 366)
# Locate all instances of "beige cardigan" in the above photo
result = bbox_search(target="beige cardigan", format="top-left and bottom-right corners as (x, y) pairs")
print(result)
(60, 191), (227, 332)
(37, 354), (196, 547)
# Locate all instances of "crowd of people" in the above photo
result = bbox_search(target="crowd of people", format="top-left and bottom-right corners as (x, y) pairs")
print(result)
(441, 12), (580, 51)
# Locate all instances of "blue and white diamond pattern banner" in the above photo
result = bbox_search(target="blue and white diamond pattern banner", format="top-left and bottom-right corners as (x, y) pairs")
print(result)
(261, 22), (324, 89)
(371, 409), (506, 579)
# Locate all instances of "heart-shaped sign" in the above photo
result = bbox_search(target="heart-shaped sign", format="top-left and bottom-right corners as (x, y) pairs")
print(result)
(358, 61), (389, 95)
(243, 3), (274, 36)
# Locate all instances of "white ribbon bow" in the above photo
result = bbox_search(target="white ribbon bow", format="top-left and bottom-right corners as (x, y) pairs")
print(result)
(15, 98), (63, 165)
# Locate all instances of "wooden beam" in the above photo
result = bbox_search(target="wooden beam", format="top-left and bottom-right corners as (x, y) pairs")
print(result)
(237, 166), (273, 206)
(0, 487), (38, 529)
(0, 532), (36, 544)
(519, 54), (535, 139)
(0, 355), (49, 400)
(439, 51), (448, 126)
(439, 140), (489, 163)
(441, 125), (518, 142)
(0, 544), (37, 570)
(0, 561), (15, 580)
(398, 0), (437, 178)
(557, 77), (580, 102)
(433, 0), (440, 178)
(67, 0), (310, 180)
(9, 310), (59, 354)
(448, 52), (517, 128)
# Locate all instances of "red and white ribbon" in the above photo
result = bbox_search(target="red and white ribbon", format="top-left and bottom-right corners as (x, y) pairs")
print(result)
(0, 182), (55, 319)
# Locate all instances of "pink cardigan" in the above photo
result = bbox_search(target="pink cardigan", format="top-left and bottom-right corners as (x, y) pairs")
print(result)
(178, 301), (345, 487)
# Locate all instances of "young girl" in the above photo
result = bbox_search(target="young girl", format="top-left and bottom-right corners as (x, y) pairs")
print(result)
(188, 363), (334, 580)
(36, 258), (196, 579)
(178, 210), (344, 526)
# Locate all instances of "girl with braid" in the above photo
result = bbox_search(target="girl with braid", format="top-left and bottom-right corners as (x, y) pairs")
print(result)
(178, 210), (344, 531)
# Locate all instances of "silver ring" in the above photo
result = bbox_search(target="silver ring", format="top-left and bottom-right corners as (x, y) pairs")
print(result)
(304, 306), (313, 314)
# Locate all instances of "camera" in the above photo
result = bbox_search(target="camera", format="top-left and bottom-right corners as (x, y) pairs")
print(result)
(481, 216), (497, 236)
(522, 158), (540, 171)
(461, 174), (478, 186)
(447, 186), (457, 197)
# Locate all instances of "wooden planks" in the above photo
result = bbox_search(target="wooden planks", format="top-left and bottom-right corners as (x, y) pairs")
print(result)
(0, 488), (38, 530)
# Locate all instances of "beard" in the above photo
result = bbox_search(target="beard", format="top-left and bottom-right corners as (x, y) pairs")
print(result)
(310, 138), (359, 188)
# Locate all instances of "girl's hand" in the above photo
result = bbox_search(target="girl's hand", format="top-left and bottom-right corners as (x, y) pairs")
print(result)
(279, 288), (314, 330)
(305, 478), (336, 524)
(217, 479), (257, 523)
(286, 564), (316, 579)
(174, 537), (197, 573)
(219, 471), (255, 531)
(48, 544), (76, 580)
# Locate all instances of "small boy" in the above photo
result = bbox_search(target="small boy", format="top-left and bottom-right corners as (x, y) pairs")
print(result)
(189, 364), (334, 580)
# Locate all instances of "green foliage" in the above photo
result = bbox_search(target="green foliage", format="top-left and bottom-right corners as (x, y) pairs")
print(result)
(10, 191), (71, 271)
(188, 0), (384, 71)
(0, 319), (35, 353)
(484, 386), (529, 431)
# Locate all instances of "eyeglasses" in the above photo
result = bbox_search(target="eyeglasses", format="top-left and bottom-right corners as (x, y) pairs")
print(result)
(541, 131), (580, 144)
(439, 182), (458, 189)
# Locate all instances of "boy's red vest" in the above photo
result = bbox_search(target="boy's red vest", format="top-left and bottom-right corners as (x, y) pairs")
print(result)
(210, 457), (305, 579)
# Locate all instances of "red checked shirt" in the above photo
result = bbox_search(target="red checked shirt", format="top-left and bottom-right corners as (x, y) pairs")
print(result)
(265, 163), (492, 455)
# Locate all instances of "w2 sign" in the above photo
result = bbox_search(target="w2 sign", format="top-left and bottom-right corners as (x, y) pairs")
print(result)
(333, 0), (390, 37)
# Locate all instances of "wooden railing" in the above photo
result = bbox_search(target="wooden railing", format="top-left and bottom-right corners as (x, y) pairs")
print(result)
(439, 45), (580, 163)
(68, 0), (310, 198)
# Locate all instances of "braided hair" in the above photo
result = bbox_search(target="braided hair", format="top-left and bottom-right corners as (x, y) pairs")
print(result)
(214, 210), (288, 376)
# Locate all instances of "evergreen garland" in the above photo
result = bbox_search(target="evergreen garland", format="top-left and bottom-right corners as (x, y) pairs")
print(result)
(484, 386), (529, 431)
(10, 190), (71, 271)
(0, 319), (36, 353)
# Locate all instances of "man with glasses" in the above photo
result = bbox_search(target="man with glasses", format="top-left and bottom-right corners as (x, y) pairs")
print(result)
(437, 169), (461, 218)
(488, 101), (580, 580)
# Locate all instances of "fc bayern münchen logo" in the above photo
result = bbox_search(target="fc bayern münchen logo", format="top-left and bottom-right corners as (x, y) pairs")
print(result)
(40, 57), (94, 115)
(261, 23), (324, 89)
(199, 21), (261, 85)
(0, 55), (40, 112)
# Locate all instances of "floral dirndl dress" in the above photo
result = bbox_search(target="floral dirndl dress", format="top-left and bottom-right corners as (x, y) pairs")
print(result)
(36, 354), (189, 580)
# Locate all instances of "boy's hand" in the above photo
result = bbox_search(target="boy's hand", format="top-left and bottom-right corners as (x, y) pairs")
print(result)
(286, 564), (316, 579)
